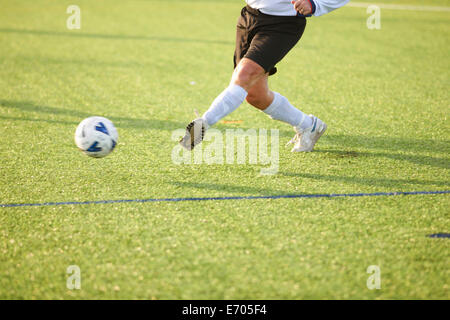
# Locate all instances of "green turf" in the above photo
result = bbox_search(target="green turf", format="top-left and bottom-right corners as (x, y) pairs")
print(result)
(0, 0), (449, 299)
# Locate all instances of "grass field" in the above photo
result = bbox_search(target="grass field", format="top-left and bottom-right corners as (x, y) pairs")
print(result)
(0, 0), (449, 299)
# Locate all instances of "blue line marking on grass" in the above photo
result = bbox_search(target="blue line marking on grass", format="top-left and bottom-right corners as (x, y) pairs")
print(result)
(428, 233), (450, 238)
(0, 190), (449, 208)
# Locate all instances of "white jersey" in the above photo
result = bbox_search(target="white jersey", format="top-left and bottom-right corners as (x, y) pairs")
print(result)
(246, 0), (350, 17)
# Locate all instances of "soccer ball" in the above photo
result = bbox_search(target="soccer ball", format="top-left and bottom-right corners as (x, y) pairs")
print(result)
(75, 116), (118, 158)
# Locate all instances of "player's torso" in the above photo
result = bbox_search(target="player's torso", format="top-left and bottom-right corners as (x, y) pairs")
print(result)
(245, 0), (297, 16)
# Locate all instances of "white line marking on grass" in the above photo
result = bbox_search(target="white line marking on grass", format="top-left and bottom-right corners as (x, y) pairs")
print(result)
(349, 2), (450, 12)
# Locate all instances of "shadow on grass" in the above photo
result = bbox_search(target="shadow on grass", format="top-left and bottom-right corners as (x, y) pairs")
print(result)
(172, 175), (449, 196)
(16, 55), (151, 70)
(315, 148), (449, 169)
(321, 134), (450, 155)
(1, 100), (449, 170)
(219, 124), (449, 169)
(232, 126), (449, 155)
(0, 99), (183, 130)
(280, 172), (450, 189)
(171, 181), (296, 196)
(0, 28), (233, 46)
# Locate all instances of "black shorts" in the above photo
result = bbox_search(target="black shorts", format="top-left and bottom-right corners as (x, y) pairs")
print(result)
(234, 5), (307, 76)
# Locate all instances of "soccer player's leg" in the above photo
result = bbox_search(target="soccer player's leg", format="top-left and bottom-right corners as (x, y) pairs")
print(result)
(179, 58), (265, 151)
(201, 58), (266, 127)
(261, 88), (327, 152)
(245, 74), (274, 110)
(240, 17), (327, 152)
(179, 6), (259, 151)
(246, 72), (327, 153)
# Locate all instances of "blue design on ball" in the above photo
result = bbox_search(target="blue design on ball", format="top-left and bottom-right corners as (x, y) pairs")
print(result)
(87, 141), (102, 152)
(95, 122), (109, 135)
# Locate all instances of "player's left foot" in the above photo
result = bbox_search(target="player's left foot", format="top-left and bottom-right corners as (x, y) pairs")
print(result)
(179, 118), (209, 150)
(287, 115), (327, 152)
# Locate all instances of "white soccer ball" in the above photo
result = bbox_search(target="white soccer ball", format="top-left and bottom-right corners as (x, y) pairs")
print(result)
(75, 116), (118, 158)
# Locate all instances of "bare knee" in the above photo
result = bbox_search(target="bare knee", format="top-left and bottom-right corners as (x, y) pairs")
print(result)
(232, 59), (265, 91)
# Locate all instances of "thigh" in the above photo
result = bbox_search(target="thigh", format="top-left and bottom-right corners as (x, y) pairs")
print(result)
(245, 17), (306, 75)
(233, 7), (253, 71)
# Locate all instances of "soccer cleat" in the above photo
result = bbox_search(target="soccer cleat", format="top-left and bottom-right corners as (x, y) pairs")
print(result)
(287, 115), (327, 152)
(179, 118), (209, 150)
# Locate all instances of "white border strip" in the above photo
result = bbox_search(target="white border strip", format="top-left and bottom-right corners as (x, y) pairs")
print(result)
(348, 2), (450, 12)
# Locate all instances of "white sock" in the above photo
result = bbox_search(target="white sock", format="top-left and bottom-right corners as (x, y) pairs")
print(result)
(202, 84), (248, 126)
(262, 92), (312, 130)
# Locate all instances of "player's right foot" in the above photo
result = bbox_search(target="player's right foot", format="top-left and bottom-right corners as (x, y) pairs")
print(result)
(287, 115), (327, 152)
(179, 118), (209, 151)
